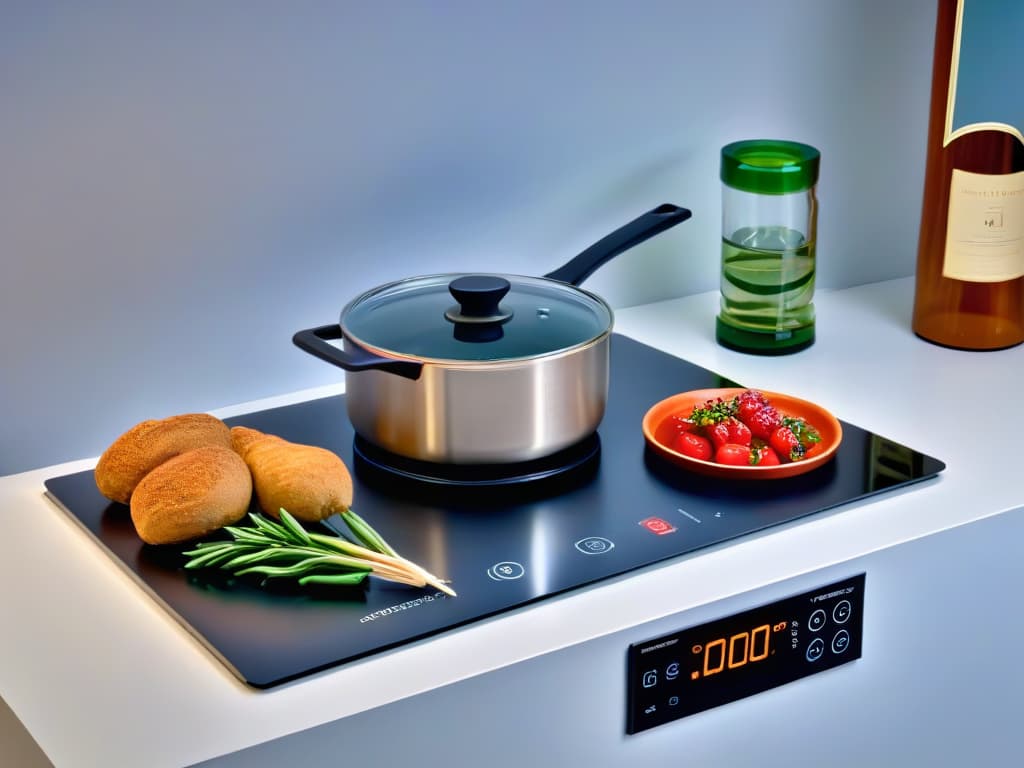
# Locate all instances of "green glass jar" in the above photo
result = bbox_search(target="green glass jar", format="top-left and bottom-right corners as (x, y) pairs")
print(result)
(716, 139), (820, 355)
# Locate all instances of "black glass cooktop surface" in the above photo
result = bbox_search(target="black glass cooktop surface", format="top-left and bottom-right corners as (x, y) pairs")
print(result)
(44, 335), (944, 689)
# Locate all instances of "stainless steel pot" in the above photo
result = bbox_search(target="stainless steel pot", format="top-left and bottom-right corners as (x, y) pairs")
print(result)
(294, 203), (691, 464)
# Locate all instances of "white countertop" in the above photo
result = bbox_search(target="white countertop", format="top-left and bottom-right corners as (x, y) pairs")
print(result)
(2, 277), (1022, 767)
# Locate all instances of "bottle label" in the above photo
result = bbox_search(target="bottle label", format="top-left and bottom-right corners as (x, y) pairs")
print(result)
(943, 168), (1024, 282)
(944, 0), (1024, 147)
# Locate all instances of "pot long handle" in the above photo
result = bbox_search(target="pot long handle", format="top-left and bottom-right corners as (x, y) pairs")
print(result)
(292, 325), (423, 380)
(543, 203), (692, 287)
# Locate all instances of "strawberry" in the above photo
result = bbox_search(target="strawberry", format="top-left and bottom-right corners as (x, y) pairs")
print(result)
(737, 389), (769, 406)
(726, 418), (752, 447)
(735, 390), (769, 424)
(752, 445), (781, 466)
(675, 432), (713, 461)
(746, 405), (782, 440)
(717, 442), (780, 467)
(706, 417), (750, 450)
(715, 443), (752, 466)
(706, 421), (732, 450)
(682, 389), (824, 468)
(770, 425), (805, 462)
(782, 416), (821, 450)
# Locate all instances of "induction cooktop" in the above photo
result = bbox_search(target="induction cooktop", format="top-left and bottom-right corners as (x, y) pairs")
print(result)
(44, 335), (945, 689)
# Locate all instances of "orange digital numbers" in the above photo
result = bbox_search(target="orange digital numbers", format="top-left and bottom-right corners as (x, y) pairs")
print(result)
(703, 638), (726, 676)
(728, 632), (749, 669)
(750, 624), (770, 662)
(700, 624), (772, 678)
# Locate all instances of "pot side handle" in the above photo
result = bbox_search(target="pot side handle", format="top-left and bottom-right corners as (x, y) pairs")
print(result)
(292, 325), (423, 380)
(543, 203), (692, 287)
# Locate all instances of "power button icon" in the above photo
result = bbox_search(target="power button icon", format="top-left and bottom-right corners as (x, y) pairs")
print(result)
(808, 609), (827, 632)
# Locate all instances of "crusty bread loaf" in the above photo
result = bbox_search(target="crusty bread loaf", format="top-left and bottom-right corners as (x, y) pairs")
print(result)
(95, 413), (232, 504)
(231, 426), (352, 522)
(229, 424), (268, 455)
(129, 445), (252, 545)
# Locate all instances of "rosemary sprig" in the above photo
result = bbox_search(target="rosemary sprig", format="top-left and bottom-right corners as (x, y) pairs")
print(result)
(183, 509), (456, 597)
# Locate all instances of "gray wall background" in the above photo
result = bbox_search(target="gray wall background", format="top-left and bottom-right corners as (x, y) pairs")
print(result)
(0, 0), (935, 475)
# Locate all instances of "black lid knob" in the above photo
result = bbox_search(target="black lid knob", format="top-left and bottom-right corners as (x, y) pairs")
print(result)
(445, 275), (514, 326)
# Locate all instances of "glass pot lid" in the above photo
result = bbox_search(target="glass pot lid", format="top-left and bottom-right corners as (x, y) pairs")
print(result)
(340, 273), (613, 362)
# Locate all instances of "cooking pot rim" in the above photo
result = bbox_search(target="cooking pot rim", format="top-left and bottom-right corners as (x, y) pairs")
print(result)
(344, 325), (613, 369)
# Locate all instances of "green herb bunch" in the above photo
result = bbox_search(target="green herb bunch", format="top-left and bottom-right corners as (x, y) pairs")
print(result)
(183, 508), (455, 596)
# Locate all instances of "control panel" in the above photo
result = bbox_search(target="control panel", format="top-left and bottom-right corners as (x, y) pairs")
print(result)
(627, 573), (865, 733)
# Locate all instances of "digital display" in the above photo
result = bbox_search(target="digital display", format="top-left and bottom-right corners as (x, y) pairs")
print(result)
(695, 621), (778, 678)
(626, 574), (865, 733)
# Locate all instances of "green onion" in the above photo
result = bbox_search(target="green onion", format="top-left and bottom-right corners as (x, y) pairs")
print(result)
(182, 509), (456, 597)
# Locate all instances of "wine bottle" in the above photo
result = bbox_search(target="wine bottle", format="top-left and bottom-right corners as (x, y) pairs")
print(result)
(912, 0), (1024, 350)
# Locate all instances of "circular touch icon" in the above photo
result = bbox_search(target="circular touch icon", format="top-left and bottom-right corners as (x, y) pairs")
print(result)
(833, 600), (852, 624)
(808, 609), (827, 632)
(831, 629), (851, 654)
(487, 561), (525, 581)
(806, 637), (825, 662)
(575, 536), (615, 555)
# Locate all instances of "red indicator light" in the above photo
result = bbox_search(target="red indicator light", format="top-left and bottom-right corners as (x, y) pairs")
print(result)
(639, 517), (677, 535)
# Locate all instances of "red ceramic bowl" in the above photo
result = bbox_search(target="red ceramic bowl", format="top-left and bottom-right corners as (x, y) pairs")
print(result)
(642, 388), (842, 480)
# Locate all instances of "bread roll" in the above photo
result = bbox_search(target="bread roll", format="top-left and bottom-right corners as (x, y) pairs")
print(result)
(231, 426), (352, 523)
(95, 413), (232, 504)
(130, 445), (252, 545)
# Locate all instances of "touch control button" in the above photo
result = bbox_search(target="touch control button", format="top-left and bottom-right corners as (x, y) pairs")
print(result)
(575, 536), (615, 555)
(806, 637), (825, 662)
(487, 561), (525, 581)
(832, 629), (851, 654)
(808, 609), (827, 632)
(833, 600), (852, 624)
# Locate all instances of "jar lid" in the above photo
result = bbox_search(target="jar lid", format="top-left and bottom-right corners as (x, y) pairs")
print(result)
(340, 273), (613, 362)
(720, 140), (820, 195)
